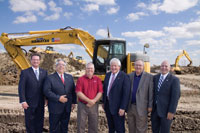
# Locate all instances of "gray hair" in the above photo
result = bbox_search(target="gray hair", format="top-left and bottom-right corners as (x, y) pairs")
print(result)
(55, 58), (66, 66)
(86, 62), (94, 69)
(135, 59), (144, 66)
(110, 58), (121, 67)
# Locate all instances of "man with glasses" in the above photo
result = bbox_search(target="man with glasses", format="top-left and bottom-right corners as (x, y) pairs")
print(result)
(18, 53), (48, 133)
(43, 58), (76, 133)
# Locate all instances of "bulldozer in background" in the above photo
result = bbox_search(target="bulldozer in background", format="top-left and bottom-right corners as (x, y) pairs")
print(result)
(29, 46), (57, 54)
(67, 51), (86, 65)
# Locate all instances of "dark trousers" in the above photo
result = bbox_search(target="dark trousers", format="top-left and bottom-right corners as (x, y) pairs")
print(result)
(49, 111), (71, 133)
(105, 101), (125, 133)
(151, 108), (172, 133)
(24, 105), (44, 133)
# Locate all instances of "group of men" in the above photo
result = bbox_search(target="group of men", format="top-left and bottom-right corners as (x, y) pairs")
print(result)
(18, 53), (180, 133)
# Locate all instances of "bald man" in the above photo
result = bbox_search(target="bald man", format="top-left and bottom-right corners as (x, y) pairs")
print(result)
(151, 60), (180, 133)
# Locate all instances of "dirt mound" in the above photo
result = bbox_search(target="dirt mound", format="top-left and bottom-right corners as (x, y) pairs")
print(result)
(0, 52), (85, 85)
(151, 65), (200, 75)
(180, 66), (200, 75)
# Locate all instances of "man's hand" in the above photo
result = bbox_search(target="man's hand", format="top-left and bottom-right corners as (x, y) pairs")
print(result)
(45, 99), (48, 106)
(148, 107), (152, 112)
(118, 109), (125, 116)
(22, 102), (29, 109)
(167, 112), (174, 120)
(59, 95), (68, 103)
(71, 104), (75, 111)
(86, 99), (96, 107)
(102, 104), (104, 109)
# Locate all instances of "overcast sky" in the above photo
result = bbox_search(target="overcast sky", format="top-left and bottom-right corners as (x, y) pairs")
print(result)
(0, 0), (200, 66)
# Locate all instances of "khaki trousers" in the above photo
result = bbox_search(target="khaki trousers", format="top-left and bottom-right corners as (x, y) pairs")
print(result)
(127, 104), (148, 133)
(77, 102), (99, 133)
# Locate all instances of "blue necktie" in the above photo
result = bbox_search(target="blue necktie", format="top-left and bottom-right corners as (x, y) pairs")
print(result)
(157, 75), (163, 91)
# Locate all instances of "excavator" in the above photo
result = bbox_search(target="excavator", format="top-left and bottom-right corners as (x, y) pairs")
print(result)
(172, 50), (192, 74)
(0, 26), (150, 80)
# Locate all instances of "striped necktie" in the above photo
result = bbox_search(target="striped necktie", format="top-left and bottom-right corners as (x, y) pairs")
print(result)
(157, 75), (164, 91)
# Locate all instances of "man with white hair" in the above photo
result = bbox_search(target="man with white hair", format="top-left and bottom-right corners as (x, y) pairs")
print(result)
(103, 58), (131, 133)
(151, 60), (180, 133)
(43, 58), (77, 133)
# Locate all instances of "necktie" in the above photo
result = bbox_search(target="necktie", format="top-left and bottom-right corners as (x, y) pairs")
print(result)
(107, 74), (115, 97)
(61, 74), (64, 84)
(157, 75), (164, 91)
(35, 70), (39, 80)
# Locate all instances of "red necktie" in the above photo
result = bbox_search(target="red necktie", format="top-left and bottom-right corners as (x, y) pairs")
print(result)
(61, 74), (64, 84)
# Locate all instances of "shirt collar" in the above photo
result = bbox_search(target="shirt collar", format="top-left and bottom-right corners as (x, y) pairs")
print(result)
(161, 72), (169, 80)
(32, 67), (39, 71)
(134, 72), (143, 78)
(57, 72), (64, 78)
(84, 74), (94, 79)
(112, 71), (119, 78)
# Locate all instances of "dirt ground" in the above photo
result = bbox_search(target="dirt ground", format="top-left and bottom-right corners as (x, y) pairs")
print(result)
(0, 74), (199, 133)
(0, 52), (200, 132)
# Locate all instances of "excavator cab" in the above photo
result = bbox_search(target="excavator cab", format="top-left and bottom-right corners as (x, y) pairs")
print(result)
(93, 38), (126, 75)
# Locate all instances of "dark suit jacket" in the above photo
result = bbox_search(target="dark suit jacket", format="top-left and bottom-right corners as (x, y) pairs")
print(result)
(128, 71), (153, 116)
(43, 72), (77, 114)
(18, 67), (48, 108)
(153, 73), (180, 117)
(103, 71), (131, 115)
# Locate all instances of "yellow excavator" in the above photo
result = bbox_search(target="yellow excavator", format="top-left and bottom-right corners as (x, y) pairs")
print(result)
(172, 50), (192, 74)
(0, 26), (150, 80)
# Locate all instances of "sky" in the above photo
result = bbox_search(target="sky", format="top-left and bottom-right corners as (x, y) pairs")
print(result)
(0, 0), (200, 66)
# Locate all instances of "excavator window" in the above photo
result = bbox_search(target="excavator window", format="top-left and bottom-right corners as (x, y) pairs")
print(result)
(93, 40), (126, 74)
(97, 45), (109, 64)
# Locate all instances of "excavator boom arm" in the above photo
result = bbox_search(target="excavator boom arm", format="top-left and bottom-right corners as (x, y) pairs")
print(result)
(0, 27), (95, 70)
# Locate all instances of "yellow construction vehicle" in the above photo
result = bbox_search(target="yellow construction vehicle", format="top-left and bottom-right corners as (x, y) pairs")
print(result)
(29, 46), (57, 54)
(172, 50), (192, 74)
(0, 26), (150, 80)
(45, 46), (57, 54)
(67, 51), (86, 65)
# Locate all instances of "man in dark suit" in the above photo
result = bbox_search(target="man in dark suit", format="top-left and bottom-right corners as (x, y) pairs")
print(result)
(103, 58), (130, 133)
(18, 53), (48, 133)
(151, 60), (181, 133)
(127, 59), (153, 133)
(43, 58), (76, 133)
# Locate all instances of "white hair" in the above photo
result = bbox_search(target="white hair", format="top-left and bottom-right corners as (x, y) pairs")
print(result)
(55, 58), (66, 66)
(110, 58), (121, 67)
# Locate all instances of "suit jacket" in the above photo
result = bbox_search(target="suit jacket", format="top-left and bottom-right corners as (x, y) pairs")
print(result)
(43, 72), (77, 114)
(128, 71), (153, 116)
(18, 67), (48, 108)
(153, 73), (180, 117)
(103, 71), (131, 115)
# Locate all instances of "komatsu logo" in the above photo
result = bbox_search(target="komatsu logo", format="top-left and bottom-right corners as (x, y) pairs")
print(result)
(31, 38), (49, 43)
